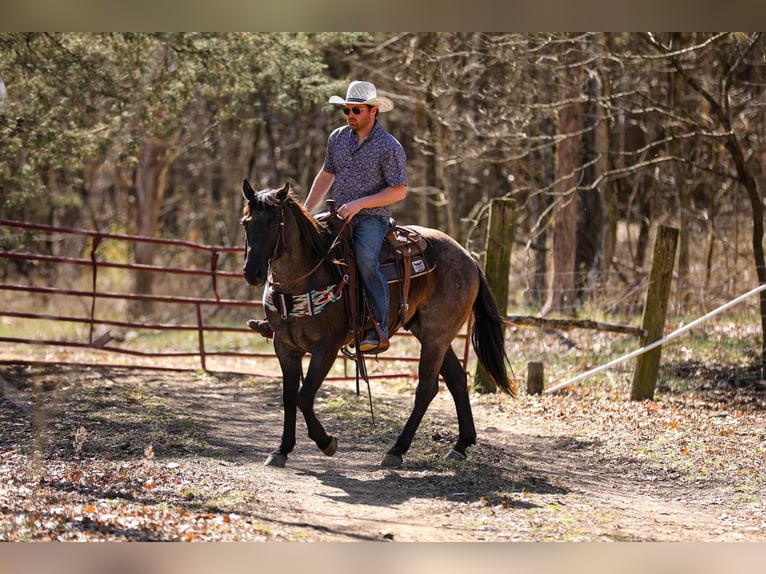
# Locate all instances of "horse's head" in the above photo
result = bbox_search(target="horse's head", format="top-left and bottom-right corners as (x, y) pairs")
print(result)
(241, 179), (290, 286)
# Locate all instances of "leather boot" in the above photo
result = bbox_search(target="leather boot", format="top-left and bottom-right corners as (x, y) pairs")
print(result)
(247, 318), (274, 339)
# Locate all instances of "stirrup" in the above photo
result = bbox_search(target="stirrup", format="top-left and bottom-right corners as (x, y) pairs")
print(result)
(359, 322), (389, 354)
(371, 337), (390, 353)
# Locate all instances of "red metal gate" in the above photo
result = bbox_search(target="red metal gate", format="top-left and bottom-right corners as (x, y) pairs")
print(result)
(0, 219), (470, 380)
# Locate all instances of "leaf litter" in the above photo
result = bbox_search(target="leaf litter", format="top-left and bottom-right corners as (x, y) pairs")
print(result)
(1, 337), (765, 541)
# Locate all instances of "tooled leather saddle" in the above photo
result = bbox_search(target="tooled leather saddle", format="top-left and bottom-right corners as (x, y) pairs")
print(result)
(264, 207), (437, 333)
(319, 203), (437, 336)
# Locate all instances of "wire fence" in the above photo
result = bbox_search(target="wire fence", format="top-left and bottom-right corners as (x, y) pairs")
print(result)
(1, 217), (761, 393)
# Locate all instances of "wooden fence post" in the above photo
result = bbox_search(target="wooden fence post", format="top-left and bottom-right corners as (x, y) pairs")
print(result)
(527, 362), (544, 395)
(473, 198), (514, 393)
(631, 225), (679, 401)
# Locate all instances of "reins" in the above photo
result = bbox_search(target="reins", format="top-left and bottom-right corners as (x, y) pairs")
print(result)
(267, 205), (347, 291)
(268, 257), (328, 291)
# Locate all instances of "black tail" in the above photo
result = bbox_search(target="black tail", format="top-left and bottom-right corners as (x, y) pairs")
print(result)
(471, 267), (514, 395)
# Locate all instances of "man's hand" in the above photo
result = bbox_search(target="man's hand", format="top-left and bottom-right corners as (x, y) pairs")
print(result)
(337, 200), (362, 223)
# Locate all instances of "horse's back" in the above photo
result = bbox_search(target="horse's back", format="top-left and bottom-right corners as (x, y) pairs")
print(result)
(409, 225), (479, 279)
(405, 225), (481, 330)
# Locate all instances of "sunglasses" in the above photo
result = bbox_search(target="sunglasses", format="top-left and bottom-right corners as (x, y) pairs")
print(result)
(342, 106), (369, 116)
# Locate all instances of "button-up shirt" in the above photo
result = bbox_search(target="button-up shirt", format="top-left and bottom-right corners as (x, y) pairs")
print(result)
(321, 122), (407, 218)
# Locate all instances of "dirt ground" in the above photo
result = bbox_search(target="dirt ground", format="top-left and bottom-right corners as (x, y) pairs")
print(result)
(2, 356), (766, 543)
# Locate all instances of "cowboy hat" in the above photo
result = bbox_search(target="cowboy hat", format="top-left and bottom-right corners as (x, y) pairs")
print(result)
(328, 81), (394, 112)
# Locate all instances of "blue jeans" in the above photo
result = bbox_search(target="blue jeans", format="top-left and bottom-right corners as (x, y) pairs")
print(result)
(351, 215), (390, 337)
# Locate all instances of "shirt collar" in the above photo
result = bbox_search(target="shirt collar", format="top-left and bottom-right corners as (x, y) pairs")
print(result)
(346, 120), (380, 146)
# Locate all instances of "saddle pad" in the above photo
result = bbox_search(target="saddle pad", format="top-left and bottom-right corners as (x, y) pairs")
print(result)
(380, 255), (435, 284)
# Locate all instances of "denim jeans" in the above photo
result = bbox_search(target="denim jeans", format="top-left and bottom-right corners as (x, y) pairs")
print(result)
(351, 215), (390, 337)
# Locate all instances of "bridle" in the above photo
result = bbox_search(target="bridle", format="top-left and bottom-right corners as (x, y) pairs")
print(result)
(260, 197), (348, 292)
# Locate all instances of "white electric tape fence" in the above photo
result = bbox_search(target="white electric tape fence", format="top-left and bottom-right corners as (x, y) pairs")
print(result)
(544, 282), (766, 394)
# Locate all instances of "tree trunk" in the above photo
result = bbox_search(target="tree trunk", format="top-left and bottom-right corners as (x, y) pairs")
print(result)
(634, 173), (653, 270)
(576, 71), (605, 302)
(132, 139), (169, 318)
(726, 134), (766, 378)
(530, 117), (555, 307)
(544, 66), (583, 315)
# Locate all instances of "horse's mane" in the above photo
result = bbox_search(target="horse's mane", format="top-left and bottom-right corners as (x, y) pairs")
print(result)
(282, 191), (333, 259)
(244, 186), (332, 261)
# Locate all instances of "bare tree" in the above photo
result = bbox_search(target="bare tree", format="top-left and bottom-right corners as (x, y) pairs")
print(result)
(543, 35), (585, 315)
(641, 32), (766, 376)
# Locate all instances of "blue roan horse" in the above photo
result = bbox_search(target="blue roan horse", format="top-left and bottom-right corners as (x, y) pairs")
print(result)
(241, 180), (513, 468)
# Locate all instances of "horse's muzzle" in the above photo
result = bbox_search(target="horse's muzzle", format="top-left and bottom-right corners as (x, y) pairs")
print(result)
(243, 263), (267, 286)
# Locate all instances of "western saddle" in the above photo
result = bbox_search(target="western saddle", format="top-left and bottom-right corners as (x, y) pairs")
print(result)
(249, 202), (437, 354)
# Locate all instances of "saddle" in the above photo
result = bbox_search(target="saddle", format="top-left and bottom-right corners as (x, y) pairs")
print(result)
(379, 226), (436, 285)
(318, 204), (437, 340)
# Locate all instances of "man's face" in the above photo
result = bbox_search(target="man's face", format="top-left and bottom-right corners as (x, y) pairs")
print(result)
(344, 105), (375, 132)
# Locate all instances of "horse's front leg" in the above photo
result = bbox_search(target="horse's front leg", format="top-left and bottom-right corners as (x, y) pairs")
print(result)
(265, 350), (302, 468)
(297, 349), (340, 457)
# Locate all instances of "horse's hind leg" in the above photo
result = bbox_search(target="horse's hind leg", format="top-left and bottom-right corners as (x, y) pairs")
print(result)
(440, 346), (476, 460)
(380, 377), (439, 468)
(380, 344), (476, 468)
(380, 343), (444, 468)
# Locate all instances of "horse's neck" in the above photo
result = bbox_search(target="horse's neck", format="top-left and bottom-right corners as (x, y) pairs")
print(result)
(269, 251), (317, 286)
(269, 214), (332, 292)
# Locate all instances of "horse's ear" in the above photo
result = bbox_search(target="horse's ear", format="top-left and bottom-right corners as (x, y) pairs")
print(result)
(277, 182), (291, 200)
(242, 179), (255, 201)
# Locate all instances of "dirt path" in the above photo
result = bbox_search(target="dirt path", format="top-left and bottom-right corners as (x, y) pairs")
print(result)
(1, 363), (765, 541)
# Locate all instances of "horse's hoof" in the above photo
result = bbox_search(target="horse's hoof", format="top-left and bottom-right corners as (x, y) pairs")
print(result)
(264, 453), (287, 467)
(322, 436), (338, 457)
(446, 448), (467, 461)
(380, 453), (403, 468)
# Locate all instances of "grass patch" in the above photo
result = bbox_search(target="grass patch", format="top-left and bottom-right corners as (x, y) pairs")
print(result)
(507, 310), (763, 397)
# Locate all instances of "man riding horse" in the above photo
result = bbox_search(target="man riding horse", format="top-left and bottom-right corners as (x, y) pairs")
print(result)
(249, 80), (406, 354)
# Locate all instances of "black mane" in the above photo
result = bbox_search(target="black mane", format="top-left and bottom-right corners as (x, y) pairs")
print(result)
(243, 186), (333, 261)
(282, 191), (334, 260)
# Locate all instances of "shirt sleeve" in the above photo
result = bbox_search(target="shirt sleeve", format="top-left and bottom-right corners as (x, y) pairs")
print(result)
(382, 137), (408, 188)
(322, 127), (341, 176)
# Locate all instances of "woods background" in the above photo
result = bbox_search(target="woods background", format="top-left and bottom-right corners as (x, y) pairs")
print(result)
(2, 33), (765, 340)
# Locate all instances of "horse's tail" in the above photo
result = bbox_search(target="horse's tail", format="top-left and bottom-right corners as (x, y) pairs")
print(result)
(471, 265), (515, 396)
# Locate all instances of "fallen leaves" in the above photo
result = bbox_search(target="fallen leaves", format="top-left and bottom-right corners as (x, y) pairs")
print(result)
(2, 351), (766, 542)
(0, 446), (278, 542)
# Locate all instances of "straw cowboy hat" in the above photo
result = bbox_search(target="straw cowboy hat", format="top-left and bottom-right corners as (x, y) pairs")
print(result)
(328, 81), (394, 112)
